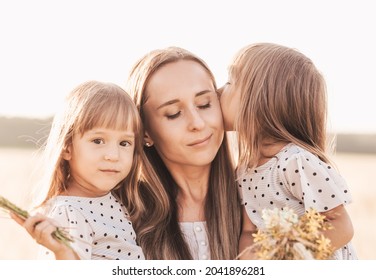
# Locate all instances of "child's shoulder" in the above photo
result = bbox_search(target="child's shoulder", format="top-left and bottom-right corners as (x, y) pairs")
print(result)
(278, 143), (318, 160)
(46, 192), (116, 207)
(46, 195), (85, 207)
(277, 143), (325, 168)
(42, 196), (85, 215)
(278, 143), (344, 184)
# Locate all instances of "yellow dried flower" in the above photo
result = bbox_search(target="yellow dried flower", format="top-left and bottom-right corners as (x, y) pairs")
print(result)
(242, 207), (334, 260)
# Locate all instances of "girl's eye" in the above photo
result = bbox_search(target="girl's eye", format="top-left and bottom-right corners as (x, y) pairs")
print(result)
(120, 141), (132, 147)
(166, 111), (181, 120)
(198, 103), (211, 109)
(93, 138), (104, 144)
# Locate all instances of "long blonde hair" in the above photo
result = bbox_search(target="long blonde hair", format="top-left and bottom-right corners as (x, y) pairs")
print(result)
(37, 81), (169, 226)
(230, 43), (331, 170)
(126, 47), (241, 260)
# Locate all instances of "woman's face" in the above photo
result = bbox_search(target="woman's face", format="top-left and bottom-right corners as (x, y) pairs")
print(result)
(142, 60), (224, 169)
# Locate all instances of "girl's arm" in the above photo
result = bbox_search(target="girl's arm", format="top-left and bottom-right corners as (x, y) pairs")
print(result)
(321, 204), (354, 250)
(11, 212), (80, 260)
(238, 207), (258, 259)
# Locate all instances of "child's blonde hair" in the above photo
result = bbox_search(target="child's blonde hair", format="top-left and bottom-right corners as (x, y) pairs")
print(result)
(38, 81), (142, 205)
(230, 43), (331, 170)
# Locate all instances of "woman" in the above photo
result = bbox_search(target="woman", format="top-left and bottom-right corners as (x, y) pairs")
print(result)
(126, 47), (242, 260)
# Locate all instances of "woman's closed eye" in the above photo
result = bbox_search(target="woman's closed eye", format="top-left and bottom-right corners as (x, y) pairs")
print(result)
(166, 111), (181, 120)
(165, 102), (211, 120)
(197, 102), (211, 109)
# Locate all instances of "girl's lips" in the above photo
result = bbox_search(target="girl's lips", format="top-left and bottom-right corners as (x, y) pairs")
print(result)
(100, 169), (120, 173)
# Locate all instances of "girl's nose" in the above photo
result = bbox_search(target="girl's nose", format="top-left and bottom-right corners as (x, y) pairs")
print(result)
(104, 146), (120, 161)
(217, 86), (223, 97)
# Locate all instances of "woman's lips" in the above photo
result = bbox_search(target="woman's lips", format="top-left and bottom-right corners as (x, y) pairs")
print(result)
(188, 134), (212, 146)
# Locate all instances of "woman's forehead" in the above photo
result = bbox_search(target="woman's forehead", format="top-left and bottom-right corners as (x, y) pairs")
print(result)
(145, 60), (215, 102)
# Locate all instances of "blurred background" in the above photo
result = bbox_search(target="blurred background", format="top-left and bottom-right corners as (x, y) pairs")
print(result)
(1, 0), (375, 259)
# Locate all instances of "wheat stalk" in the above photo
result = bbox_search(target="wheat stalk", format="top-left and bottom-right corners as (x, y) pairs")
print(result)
(0, 195), (74, 248)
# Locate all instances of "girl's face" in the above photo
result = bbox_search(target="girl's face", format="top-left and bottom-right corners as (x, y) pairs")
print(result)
(142, 60), (224, 170)
(218, 70), (241, 131)
(63, 127), (135, 197)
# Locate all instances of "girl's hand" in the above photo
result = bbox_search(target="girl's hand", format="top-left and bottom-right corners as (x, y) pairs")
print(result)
(10, 212), (79, 260)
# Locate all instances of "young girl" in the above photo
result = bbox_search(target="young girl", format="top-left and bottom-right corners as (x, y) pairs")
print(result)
(219, 42), (357, 260)
(12, 80), (167, 260)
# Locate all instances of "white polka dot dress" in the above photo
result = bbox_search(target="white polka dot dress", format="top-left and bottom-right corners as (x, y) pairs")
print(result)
(38, 192), (144, 260)
(238, 143), (357, 260)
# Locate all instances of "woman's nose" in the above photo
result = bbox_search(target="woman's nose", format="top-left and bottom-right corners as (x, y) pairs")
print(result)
(187, 108), (205, 131)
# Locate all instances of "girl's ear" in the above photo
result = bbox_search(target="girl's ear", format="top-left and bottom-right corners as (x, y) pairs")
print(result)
(144, 131), (154, 148)
(62, 145), (72, 160)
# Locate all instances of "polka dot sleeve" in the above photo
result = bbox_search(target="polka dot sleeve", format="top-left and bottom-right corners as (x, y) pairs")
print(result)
(48, 204), (94, 260)
(236, 166), (247, 205)
(279, 151), (353, 212)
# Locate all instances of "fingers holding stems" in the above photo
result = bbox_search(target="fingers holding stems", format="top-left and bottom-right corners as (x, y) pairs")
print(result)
(10, 211), (77, 259)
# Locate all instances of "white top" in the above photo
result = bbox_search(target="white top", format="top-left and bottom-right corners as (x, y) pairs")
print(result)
(238, 143), (357, 260)
(180, 221), (210, 260)
(38, 192), (145, 260)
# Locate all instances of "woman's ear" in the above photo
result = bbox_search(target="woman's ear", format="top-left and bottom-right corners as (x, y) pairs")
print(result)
(144, 131), (154, 148)
(62, 145), (72, 160)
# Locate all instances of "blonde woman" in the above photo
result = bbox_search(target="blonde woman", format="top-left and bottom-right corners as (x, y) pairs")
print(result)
(126, 47), (242, 260)
(218, 42), (357, 259)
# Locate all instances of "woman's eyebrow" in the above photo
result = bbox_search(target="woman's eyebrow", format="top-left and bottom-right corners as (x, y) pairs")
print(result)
(157, 99), (179, 110)
(195, 89), (212, 98)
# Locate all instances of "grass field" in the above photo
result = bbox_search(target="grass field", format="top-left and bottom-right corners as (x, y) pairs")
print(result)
(0, 147), (375, 259)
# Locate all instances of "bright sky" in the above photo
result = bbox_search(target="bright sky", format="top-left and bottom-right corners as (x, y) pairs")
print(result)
(0, 0), (375, 134)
